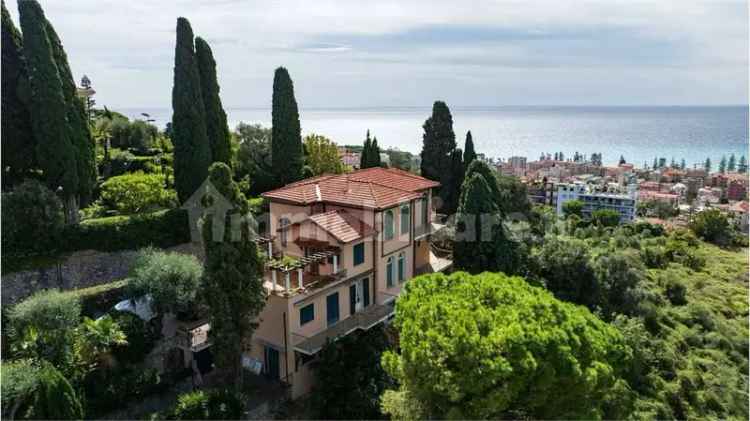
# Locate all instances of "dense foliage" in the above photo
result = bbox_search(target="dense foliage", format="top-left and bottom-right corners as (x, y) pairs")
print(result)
(167, 389), (244, 420)
(382, 271), (631, 419)
(304, 133), (345, 175)
(311, 326), (395, 419)
(128, 247), (203, 317)
(463, 130), (476, 169)
(271, 67), (303, 187)
(233, 123), (276, 195)
(195, 36), (231, 166)
(562, 199), (584, 218)
(100, 172), (176, 214)
(360, 130), (382, 169)
(689, 208), (733, 246)
(2, 179), (65, 254)
(420, 101), (460, 213)
(172, 17), (211, 203)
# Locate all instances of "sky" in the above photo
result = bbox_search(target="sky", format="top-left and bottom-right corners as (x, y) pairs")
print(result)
(6, 0), (749, 109)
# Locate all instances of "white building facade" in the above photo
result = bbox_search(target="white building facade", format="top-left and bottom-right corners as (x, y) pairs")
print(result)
(556, 183), (638, 223)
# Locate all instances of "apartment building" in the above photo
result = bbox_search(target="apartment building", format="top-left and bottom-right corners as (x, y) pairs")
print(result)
(238, 167), (452, 398)
(556, 182), (638, 223)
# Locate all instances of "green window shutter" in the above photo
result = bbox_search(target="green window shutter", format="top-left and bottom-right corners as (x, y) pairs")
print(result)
(401, 204), (410, 234)
(386, 258), (394, 287)
(300, 304), (314, 325)
(385, 210), (394, 240)
(353, 242), (365, 266)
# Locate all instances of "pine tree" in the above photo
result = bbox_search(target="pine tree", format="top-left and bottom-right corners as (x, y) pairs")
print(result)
(172, 17), (211, 202)
(360, 130), (372, 169)
(201, 163), (265, 388)
(719, 155), (727, 174)
(453, 173), (516, 274)
(370, 137), (382, 168)
(652, 157), (658, 169)
(271, 67), (303, 186)
(738, 155), (747, 173)
(2, 1), (35, 189)
(680, 159), (686, 170)
(45, 18), (96, 205)
(619, 155), (626, 165)
(728, 153), (736, 171)
(18, 0), (79, 222)
(704, 158), (712, 173)
(195, 36), (231, 166)
(420, 101), (457, 212)
(463, 131), (476, 169)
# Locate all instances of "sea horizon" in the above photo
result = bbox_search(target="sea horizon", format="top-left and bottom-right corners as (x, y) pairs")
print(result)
(121, 105), (749, 168)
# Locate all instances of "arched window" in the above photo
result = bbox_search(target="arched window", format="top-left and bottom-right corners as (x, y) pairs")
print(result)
(400, 204), (410, 235)
(386, 257), (394, 288)
(384, 210), (394, 240)
(398, 253), (405, 282)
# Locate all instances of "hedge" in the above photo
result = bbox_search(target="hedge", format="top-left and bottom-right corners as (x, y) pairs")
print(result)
(71, 279), (129, 317)
(65, 209), (190, 252)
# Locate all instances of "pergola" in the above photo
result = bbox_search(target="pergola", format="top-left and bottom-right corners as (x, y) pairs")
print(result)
(265, 245), (341, 292)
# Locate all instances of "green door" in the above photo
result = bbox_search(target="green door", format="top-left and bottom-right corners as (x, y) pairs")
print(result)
(327, 292), (339, 326)
(265, 346), (280, 380)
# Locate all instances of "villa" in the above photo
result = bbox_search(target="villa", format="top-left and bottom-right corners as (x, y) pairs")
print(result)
(236, 167), (452, 398)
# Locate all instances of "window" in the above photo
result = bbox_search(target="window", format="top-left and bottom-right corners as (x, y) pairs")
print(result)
(353, 242), (365, 266)
(384, 210), (394, 240)
(279, 218), (290, 247)
(398, 253), (405, 282)
(300, 304), (314, 325)
(400, 204), (410, 235)
(421, 197), (429, 225)
(386, 257), (394, 288)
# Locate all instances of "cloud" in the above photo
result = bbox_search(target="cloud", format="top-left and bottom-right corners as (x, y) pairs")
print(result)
(4, 0), (747, 108)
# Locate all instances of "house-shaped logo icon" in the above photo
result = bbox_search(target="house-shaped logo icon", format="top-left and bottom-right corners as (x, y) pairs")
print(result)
(181, 178), (236, 243)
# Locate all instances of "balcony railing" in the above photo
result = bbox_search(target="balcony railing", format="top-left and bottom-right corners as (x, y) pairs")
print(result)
(291, 299), (395, 355)
(175, 319), (211, 352)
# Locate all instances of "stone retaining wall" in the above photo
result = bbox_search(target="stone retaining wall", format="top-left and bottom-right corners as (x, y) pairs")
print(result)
(1, 242), (204, 306)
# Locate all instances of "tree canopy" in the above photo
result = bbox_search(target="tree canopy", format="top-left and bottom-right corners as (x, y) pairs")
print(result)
(420, 101), (459, 213)
(381, 271), (631, 420)
(304, 133), (345, 175)
(463, 130), (476, 169)
(195, 36), (231, 166)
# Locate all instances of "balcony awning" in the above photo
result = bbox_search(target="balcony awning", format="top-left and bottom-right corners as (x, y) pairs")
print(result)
(292, 302), (395, 355)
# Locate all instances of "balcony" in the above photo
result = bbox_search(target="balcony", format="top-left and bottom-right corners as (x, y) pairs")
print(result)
(291, 300), (395, 355)
(415, 249), (453, 276)
(414, 213), (448, 239)
(175, 319), (211, 352)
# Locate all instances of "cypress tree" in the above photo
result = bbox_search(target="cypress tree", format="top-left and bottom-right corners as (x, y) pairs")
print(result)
(453, 173), (508, 274)
(195, 36), (231, 166)
(719, 155), (727, 174)
(2, 1), (35, 189)
(443, 148), (464, 215)
(172, 17), (212, 202)
(465, 160), (502, 210)
(420, 101), (456, 212)
(704, 158), (711, 173)
(738, 156), (747, 173)
(360, 130), (372, 169)
(728, 153), (736, 171)
(45, 19), (96, 205)
(18, 0), (79, 222)
(201, 163), (265, 388)
(370, 137), (382, 168)
(271, 67), (303, 186)
(463, 130), (476, 170)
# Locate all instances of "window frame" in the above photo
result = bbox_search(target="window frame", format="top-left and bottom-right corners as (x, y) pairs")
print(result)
(384, 209), (395, 240)
(400, 204), (410, 235)
(398, 252), (405, 282)
(353, 242), (365, 266)
(299, 303), (315, 326)
(386, 256), (394, 288)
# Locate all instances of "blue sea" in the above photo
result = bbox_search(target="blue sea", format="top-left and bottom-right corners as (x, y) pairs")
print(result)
(122, 106), (748, 168)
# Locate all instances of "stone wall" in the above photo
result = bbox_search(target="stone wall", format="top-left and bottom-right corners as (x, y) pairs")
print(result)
(1, 242), (204, 306)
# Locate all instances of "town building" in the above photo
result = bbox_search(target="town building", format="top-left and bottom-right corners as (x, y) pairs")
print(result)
(233, 168), (452, 398)
(727, 179), (748, 201)
(556, 182), (638, 222)
(729, 201), (749, 233)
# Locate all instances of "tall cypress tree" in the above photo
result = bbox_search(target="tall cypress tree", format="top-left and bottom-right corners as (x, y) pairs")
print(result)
(201, 163), (264, 387)
(443, 148), (464, 214)
(18, 0), (79, 221)
(463, 130), (476, 170)
(172, 17), (211, 202)
(360, 130), (372, 169)
(2, 1), (35, 189)
(45, 19), (96, 205)
(370, 137), (382, 168)
(195, 36), (231, 166)
(271, 67), (303, 186)
(420, 101), (456, 212)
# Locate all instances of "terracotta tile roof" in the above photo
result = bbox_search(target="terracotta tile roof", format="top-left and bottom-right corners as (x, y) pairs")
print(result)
(263, 167), (439, 209)
(729, 201), (749, 213)
(305, 210), (375, 243)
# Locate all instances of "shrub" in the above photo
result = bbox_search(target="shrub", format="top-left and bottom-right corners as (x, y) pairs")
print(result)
(83, 366), (164, 416)
(7, 289), (81, 369)
(592, 208), (622, 227)
(641, 246), (669, 269)
(100, 172), (177, 214)
(110, 311), (158, 364)
(29, 363), (84, 420)
(664, 278), (688, 305)
(1, 179), (65, 254)
(562, 199), (584, 218)
(167, 389), (244, 420)
(66, 209), (190, 252)
(689, 209), (733, 246)
(128, 248), (203, 317)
